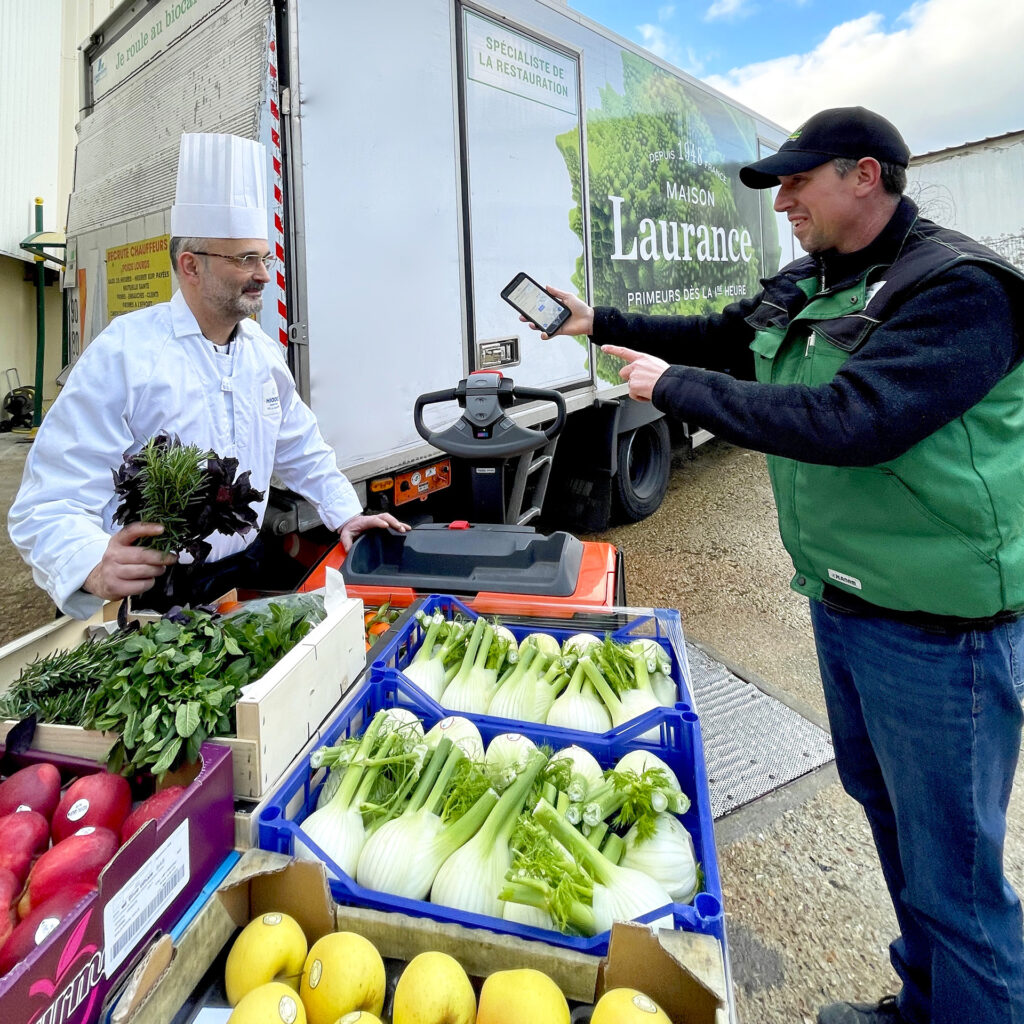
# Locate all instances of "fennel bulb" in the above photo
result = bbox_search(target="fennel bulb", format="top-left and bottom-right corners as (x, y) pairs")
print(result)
(425, 715), (484, 761)
(582, 758), (690, 831)
(502, 798), (674, 935)
(441, 617), (499, 713)
(502, 898), (554, 930)
(614, 750), (688, 811)
(401, 612), (449, 700)
(494, 625), (519, 661)
(545, 662), (612, 733)
(485, 733), (537, 791)
(548, 745), (604, 803)
(621, 813), (699, 902)
(650, 671), (678, 707)
(522, 631), (561, 659)
(632, 638), (678, 706)
(562, 632), (602, 656)
(579, 656), (661, 741)
(298, 711), (416, 876)
(532, 798), (674, 932)
(379, 707), (425, 739)
(487, 642), (569, 723)
(431, 749), (547, 917)
(355, 738), (498, 900)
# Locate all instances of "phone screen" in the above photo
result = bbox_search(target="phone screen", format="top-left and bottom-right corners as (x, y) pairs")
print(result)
(503, 275), (570, 333)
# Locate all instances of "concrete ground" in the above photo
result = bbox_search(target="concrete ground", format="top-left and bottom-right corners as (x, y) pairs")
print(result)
(0, 432), (1020, 1023)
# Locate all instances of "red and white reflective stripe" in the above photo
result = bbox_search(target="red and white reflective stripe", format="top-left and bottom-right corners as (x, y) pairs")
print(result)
(267, 33), (288, 347)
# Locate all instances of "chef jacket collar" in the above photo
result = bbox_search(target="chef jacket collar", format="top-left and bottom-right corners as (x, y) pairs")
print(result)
(170, 289), (249, 348)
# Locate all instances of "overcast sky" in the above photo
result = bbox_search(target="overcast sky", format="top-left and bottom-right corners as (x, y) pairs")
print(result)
(570, 0), (1024, 156)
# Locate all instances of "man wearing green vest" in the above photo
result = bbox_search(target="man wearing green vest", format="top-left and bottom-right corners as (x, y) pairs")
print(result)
(533, 107), (1024, 1024)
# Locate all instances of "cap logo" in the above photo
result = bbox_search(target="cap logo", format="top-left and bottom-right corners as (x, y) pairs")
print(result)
(788, 123), (806, 142)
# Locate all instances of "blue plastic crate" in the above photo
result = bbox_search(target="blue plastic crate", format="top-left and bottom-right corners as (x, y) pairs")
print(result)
(258, 672), (722, 955)
(367, 593), (695, 729)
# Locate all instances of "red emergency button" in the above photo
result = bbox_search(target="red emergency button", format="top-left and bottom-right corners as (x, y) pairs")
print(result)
(448, 520), (472, 530)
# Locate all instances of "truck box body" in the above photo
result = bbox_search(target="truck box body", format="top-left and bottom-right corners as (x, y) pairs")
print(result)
(65, 0), (792, 528)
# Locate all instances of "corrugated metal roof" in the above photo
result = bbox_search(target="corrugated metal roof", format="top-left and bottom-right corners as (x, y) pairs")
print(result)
(0, 0), (63, 260)
(912, 127), (1024, 162)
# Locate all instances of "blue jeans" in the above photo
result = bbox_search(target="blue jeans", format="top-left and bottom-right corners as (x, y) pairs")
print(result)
(810, 600), (1024, 1024)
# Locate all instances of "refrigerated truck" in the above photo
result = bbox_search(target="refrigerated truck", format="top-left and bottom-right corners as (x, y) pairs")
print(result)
(64, 0), (795, 534)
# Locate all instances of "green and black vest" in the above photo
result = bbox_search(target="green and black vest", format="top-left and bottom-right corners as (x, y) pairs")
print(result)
(747, 217), (1024, 617)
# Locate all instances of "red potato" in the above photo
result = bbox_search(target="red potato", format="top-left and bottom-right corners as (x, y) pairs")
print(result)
(120, 785), (186, 844)
(0, 763), (62, 822)
(0, 884), (95, 977)
(0, 868), (20, 952)
(18, 827), (119, 921)
(51, 771), (132, 844)
(0, 811), (50, 884)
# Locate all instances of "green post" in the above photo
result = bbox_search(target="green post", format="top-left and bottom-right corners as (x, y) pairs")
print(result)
(33, 197), (46, 428)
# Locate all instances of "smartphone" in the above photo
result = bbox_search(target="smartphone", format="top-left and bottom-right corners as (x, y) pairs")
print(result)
(500, 272), (572, 334)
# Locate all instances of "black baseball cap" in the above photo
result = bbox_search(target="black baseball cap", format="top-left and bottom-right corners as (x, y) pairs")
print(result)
(740, 106), (911, 189)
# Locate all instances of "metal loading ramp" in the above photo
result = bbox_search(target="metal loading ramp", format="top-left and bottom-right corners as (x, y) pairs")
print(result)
(684, 642), (835, 819)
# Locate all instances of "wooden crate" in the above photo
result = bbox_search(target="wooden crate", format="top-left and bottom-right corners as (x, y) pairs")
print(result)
(0, 596), (366, 799)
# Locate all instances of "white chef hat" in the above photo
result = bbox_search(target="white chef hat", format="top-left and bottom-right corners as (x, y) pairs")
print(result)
(170, 133), (268, 238)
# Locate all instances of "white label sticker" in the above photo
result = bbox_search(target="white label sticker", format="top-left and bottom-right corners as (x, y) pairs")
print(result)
(67, 798), (90, 822)
(633, 993), (661, 1014)
(35, 916), (62, 946)
(308, 959), (322, 989)
(103, 818), (190, 976)
(827, 568), (863, 590)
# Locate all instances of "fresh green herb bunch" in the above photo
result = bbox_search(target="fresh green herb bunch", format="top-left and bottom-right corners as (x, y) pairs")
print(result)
(0, 632), (123, 723)
(87, 598), (323, 776)
(0, 594), (324, 778)
(112, 433), (265, 564)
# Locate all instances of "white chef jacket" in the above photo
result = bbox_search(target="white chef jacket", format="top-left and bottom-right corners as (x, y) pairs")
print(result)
(9, 291), (361, 618)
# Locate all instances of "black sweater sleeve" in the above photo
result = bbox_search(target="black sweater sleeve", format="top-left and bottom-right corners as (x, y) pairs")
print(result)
(596, 264), (1022, 467)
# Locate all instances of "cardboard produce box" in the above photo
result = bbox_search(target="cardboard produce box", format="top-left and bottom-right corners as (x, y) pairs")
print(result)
(110, 850), (729, 1024)
(0, 588), (366, 800)
(0, 742), (234, 1024)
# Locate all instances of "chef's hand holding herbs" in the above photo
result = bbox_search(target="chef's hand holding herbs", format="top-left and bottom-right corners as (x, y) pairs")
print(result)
(83, 523), (176, 602)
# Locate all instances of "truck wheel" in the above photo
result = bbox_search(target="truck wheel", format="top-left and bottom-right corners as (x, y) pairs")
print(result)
(612, 417), (671, 522)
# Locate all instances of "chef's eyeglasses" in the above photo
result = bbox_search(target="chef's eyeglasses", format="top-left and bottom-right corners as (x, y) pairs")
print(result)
(191, 250), (279, 271)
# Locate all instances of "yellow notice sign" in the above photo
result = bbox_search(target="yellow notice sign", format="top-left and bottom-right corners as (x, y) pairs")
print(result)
(106, 235), (172, 319)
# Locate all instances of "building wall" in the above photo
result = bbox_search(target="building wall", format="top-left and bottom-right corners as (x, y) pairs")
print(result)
(0, 0), (120, 400)
(0, 256), (64, 406)
(907, 132), (1024, 271)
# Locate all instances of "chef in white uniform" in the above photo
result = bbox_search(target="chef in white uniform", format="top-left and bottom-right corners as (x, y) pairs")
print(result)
(9, 133), (406, 618)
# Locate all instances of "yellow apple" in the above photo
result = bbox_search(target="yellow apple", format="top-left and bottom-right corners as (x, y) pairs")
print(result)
(476, 968), (569, 1024)
(225, 913), (308, 1005)
(228, 981), (306, 1024)
(332, 1014), (383, 1024)
(299, 932), (386, 1024)
(591, 987), (672, 1023)
(392, 951), (476, 1024)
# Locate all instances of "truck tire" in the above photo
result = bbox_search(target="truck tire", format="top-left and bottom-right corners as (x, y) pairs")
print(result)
(612, 416), (671, 522)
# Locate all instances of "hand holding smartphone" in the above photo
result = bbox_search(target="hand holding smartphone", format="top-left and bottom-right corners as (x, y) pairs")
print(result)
(500, 272), (572, 335)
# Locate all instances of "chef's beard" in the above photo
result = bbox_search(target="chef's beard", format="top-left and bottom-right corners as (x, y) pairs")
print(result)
(204, 275), (264, 322)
